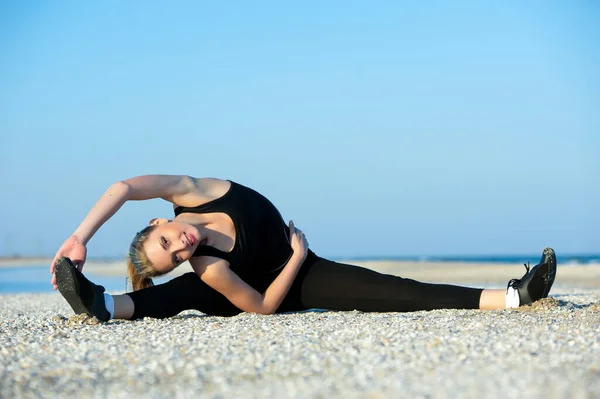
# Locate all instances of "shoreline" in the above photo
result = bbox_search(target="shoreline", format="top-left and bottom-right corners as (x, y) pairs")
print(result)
(2, 257), (599, 289)
(3, 255), (599, 267)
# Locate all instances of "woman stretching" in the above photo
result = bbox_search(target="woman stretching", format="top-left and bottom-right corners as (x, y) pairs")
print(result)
(50, 175), (557, 322)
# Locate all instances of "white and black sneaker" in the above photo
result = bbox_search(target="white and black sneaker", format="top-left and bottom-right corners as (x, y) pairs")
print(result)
(506, 247), (557, 307)
(55, 256), (111, 322)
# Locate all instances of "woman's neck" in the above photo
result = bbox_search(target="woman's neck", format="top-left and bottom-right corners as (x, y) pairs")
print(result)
(173, 212), (236, 252)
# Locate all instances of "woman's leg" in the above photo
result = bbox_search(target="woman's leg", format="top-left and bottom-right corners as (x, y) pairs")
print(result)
(479, 289), (508, 310)
(299, 257), (486, 312)
(117, 266), (506, 317)
(123, 273), (242, 319)
(55, 257), (242, 321)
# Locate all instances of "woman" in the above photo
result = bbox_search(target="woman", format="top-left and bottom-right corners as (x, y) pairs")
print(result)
(50, 175), (557, 322)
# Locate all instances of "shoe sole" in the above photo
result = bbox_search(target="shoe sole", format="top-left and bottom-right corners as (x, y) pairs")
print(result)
(55, 257), (90, 316)
(541, 247), (557, 298)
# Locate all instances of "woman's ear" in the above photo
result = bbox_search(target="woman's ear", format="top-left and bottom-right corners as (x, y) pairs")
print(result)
(149, 218), (169, 226)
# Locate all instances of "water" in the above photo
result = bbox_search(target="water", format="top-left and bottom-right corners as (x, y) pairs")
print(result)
(0, 265), (173, 294)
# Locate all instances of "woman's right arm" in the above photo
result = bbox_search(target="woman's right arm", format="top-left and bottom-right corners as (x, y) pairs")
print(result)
(50, 175), (202, 287)
(70, 181), (131, 246)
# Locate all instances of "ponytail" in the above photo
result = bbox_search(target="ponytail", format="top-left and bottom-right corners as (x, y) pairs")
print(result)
(127, 224), (161, 291)
(127, 259), (155, 291)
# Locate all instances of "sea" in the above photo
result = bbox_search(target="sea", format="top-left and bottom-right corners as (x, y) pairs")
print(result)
(0, 253), (598, 294)
(0, 265), (174, 294)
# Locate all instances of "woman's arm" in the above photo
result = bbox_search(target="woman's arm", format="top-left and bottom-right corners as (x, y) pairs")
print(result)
(50, 174), (203, 287)
(195, 221), (309, 315)
(199, 252), (305, 315)
(73, 175), (196, 244)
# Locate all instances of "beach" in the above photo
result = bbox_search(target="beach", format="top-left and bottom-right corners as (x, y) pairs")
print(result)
(1, 259), (599, 398)
(3, 256), (599, 289)
(3, 0), (597, 396)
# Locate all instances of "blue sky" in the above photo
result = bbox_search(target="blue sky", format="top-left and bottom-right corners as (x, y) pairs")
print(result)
(1, 1), (598, 259)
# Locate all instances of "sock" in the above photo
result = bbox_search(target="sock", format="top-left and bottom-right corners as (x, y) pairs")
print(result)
(505, 286), (520, 308)
(103, 293), (115, 320)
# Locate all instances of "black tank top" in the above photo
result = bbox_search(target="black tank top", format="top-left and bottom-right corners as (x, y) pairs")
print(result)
(173, 181), (294, 281)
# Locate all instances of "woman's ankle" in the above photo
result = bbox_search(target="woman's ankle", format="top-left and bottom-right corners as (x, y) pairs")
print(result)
(479, 289), (508, 310)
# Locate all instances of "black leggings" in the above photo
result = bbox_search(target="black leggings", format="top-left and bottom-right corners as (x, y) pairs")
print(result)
(127, 252), (483, 319)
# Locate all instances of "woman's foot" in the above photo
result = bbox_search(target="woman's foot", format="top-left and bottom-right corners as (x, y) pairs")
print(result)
(54, 257), (112, 322)
(506, 247), (557, 307)
(539, 247), (557, 298)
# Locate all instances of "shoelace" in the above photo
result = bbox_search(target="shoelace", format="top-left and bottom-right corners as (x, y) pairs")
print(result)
(506, 262), (530, 293)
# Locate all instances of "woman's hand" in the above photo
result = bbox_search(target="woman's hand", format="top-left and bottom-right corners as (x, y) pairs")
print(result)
(288, 220), (308, 262)
(50, 235), (87, 290)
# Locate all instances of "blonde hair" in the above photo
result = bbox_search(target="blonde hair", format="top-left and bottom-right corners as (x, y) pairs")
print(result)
(127, 225), (168, 291)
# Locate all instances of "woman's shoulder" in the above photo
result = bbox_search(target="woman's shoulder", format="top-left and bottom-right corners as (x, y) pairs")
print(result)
(193, 177), (232, 195)
(171, 177), (233, 209)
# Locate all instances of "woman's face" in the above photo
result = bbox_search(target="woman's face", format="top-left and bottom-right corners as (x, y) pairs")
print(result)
(143, 220), (200, 273)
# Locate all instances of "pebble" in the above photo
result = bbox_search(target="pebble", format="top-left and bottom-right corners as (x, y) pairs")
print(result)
(0, 289), (598, 398)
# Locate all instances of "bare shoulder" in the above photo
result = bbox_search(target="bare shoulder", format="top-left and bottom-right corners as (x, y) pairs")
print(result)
(192, 177), (232, 198)
(172, 177), (232, 208)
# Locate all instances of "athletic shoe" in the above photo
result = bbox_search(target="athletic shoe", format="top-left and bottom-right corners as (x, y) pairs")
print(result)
(539, 247), (557, 298)
(506, 247), (557, 306)
(55, 256), (111, 322)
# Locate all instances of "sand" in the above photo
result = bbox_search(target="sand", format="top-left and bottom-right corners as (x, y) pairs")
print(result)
(1, 290), (598, 398)
(1, 258), (599, 398)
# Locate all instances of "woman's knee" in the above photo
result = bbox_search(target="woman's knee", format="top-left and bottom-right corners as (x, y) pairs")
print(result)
(175, 273), (242, 317)
(129, 272), (241, 318)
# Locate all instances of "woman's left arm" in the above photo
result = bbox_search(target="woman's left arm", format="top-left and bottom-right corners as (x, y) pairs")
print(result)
(195, 220), (308, 315)
(198, 252), (305, 315)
